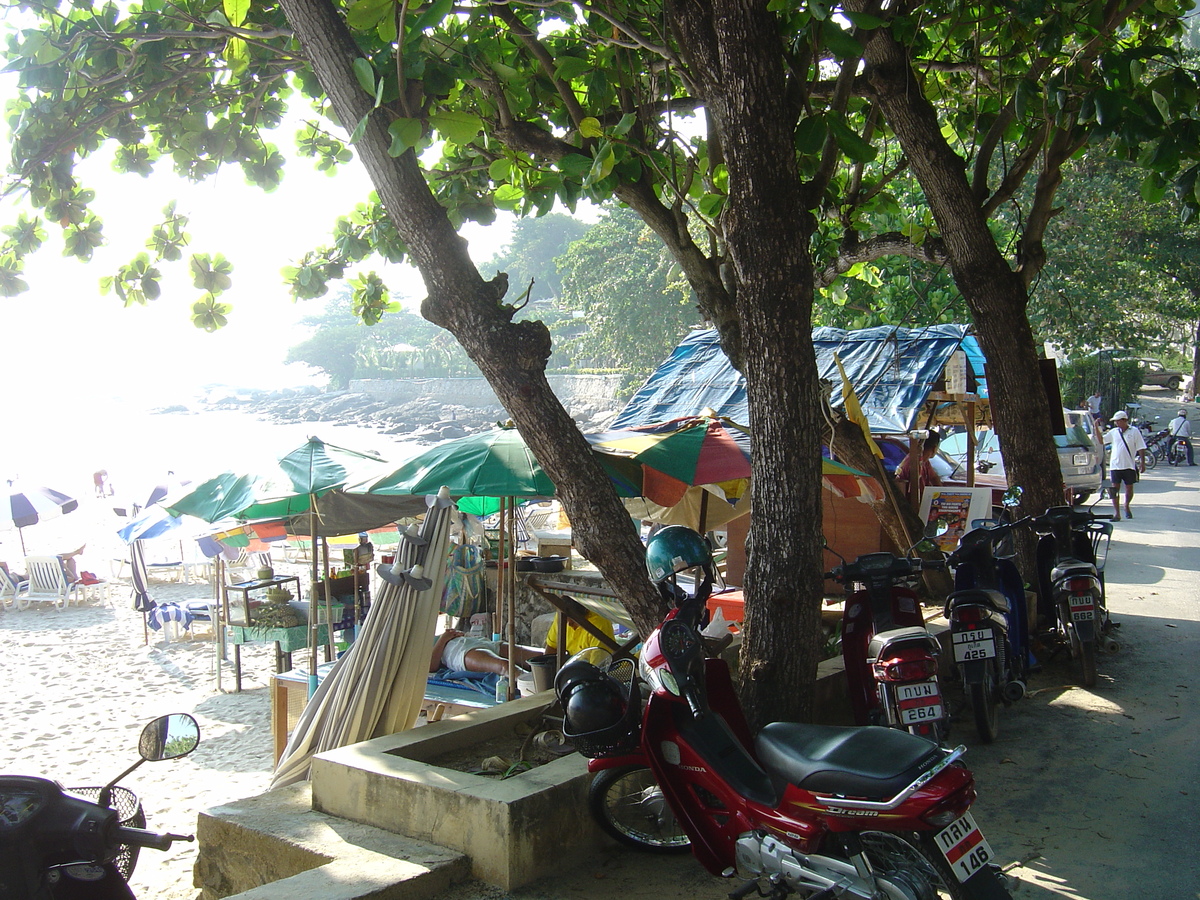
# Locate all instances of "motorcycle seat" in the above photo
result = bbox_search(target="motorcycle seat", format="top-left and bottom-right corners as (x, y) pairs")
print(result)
(754, 723), (942, 800)
(1051, 559), (1095, 581)
(946, 587), (1009, 613)
(867, 626), (940, 661)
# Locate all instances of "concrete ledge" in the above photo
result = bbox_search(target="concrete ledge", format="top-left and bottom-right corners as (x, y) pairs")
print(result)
(195, 782), (469, 900)
(310, 693), (599, 890)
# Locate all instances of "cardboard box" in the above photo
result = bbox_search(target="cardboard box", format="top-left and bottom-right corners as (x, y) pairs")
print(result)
(536, 536), (572, 568)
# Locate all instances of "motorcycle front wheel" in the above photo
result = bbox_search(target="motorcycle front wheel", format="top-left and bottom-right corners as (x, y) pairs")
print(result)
(1144, 447), (1159, 469)
(859, 831), (1012, 899)
(588, 765), (691, 853)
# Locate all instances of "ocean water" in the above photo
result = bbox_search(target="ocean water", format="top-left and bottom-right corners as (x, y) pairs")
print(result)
(1, 396), (425, 562)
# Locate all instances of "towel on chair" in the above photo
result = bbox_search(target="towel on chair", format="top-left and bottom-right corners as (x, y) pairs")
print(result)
(148, 602), (193, 632)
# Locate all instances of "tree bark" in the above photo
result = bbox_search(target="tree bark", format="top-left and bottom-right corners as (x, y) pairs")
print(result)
(277, 0), (667, 637)
(669, 0), (824, 728)
(863, 28), (1065, 522)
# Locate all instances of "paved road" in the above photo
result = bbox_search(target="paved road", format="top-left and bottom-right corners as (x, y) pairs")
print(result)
(961, 458), (1200, 897)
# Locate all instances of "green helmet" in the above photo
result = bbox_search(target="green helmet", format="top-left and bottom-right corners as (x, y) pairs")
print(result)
(645, 526), (713, 583)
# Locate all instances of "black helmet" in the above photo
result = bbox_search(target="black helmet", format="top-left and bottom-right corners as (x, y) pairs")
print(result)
(555, 659), (627, 737)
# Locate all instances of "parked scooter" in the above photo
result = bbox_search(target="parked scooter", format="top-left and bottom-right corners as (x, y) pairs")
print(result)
(823, 540), (949, 742)
(1029, 506), (1116, 687)
(0, 714), (200, 900)
(559, 525), (1012, 899)
(942, 512), (1031, 744)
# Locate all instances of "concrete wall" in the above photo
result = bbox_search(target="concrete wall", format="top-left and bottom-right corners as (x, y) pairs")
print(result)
(349, 374), (624, 410)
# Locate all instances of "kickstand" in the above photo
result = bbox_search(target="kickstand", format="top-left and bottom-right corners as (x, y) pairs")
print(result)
(728, 876), (796, 900)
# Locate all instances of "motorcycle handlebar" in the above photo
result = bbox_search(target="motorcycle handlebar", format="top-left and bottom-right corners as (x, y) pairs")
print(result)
(114, 826), (195, 853)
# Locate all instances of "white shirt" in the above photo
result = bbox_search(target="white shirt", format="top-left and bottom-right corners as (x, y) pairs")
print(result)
(1087, 395), (1102, 416)
(1170, 415), (1192, 438)
(1106, 425), (1147, 470)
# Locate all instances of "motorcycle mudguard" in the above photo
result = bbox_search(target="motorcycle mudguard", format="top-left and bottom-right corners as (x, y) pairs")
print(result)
(1071, 618), (1097, 643)
(842, 587), (924, 725)
(960, 658), (987, 685)
(48, 863), (136, 900)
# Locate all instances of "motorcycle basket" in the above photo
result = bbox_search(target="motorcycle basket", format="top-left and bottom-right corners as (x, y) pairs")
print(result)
(563, 662), (642, 759)
(65, 785), (145, 881)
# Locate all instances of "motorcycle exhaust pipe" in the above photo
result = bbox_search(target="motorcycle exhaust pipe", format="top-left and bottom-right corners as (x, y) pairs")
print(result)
(1002, 680), (1026, 703)
(1100, 636), (1121, 654)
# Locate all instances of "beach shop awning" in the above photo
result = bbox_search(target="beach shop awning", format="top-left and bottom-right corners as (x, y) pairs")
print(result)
(612, 325), (987, 435)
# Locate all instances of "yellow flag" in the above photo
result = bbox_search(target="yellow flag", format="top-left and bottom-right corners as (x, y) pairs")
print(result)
(835, 353), (882, 458)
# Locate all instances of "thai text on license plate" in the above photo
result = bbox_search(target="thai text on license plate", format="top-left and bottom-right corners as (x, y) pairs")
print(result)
(934, 812), (995, 883)
(952, 628), (996, 662)
(895, 680), (943, 724)
(1069, 595), (1095, 622)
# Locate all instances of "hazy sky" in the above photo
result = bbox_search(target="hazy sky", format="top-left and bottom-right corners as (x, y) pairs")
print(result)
(0, 89), (514, 411)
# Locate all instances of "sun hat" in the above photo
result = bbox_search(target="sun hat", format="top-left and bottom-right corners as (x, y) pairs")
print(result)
(1112, 410), (1129, 421)
(1179, 409), (1188, 417)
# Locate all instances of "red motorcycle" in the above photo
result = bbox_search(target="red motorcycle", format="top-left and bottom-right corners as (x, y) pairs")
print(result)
(558, 526), (1011, 899)
(824, 549), (947, 741)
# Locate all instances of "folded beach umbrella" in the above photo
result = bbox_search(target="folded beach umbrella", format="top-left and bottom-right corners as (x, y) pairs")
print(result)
(2, 480), (80, 554)
(270, 487), (455, 788)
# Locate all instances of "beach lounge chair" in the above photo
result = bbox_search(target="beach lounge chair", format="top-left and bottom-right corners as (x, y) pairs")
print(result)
(23, 556), (83, 609)
(1, 566), (30, 610)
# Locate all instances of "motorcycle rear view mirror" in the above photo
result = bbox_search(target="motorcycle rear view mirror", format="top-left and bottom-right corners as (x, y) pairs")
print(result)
(911, 517), (949, 553)
(139, 714), (200, 762)
(1001, 486), (1024, 508)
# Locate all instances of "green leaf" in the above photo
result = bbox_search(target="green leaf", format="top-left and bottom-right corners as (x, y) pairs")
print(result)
(429, 110), (482, 145)
(494, 183), (524, 210)
(353, 58), (377, 97)
(554, 57), (592, 82)
(698, 193), (726, 218)
(827, 114), (876, 163)
(842, 10), (884, 29)
(223, 0), (249, 27)
(557, 153), (593, 179)
(1151, 90), (1170, 122)
(347, 0), (392, 31)
(224, 37), (249, 76)
(579, 117), (603, 139)
(411, 0), (453, 33)
(349, 113), (371, 145)
(586, 142), (615, 184)
(614, 113), (637, 137)
(822, 24), (863, 60)
(387, 117), (423, 156)
(488, 158), (512, 181)
(795, 115), (826, 155)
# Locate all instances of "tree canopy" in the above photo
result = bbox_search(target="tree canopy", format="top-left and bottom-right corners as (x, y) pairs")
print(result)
(6, 0), (1200, 724)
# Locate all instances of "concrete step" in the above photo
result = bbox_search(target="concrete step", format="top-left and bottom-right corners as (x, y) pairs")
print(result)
(195, 782), (470, 900)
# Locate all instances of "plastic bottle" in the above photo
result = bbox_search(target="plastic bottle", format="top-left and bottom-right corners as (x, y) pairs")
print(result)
(495, 676), (510, 703)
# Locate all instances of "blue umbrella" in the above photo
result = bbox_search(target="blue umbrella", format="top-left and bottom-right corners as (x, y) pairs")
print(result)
(3, 480), (80, 554)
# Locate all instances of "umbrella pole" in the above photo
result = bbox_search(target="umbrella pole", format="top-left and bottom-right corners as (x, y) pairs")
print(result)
(495, 500), (506, 642)
(699, 490), (710, 535)
(322, 536), (334, 663)
(506, 496), (517, 699)
(309, 507), (320, 697)
(215, 557), (225, 692)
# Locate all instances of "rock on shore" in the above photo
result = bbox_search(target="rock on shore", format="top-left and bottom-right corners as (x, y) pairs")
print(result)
(196, 382), (625, 444)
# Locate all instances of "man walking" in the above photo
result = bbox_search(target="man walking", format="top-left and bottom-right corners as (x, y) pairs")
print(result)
(1106, 411), (1147, 520)
(1168, 408), (1195, 466)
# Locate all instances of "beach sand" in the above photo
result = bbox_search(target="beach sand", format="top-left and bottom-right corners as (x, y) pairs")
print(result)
(1, 494), (297, 900)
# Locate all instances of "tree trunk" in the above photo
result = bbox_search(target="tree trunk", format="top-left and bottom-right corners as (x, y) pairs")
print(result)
(669, 0), (824, 728)
(863, 29), (1064, 524)
(277, 0), (666, 637)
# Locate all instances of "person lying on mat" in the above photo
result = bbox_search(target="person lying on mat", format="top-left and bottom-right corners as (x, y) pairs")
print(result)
(430, 628), (545, 676)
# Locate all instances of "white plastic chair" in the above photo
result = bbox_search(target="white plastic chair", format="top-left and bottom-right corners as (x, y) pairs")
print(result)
(1, 567), (30, 610)
(24, 557), (83, 609)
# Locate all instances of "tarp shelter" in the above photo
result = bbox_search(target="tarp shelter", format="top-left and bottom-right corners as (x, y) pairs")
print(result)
(612, 324), (988, 434)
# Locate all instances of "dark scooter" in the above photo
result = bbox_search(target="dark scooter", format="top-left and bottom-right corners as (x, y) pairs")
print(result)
(824, 544), (949, 742)
(1030, 506), (1116, 687)
(943, 500), (1031, 743)
(0, 714), (200, 900)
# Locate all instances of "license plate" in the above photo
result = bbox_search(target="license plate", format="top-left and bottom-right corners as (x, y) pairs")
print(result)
(1072, 452), (1090, 466)
(895, 680), (943, 724)
(1069, 595), (1095, 622)
(952, 629), (996, 662)
(935, 812), (995, 882)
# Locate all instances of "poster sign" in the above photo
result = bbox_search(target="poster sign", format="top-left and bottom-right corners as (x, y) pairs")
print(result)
(918, 487), (994, 552)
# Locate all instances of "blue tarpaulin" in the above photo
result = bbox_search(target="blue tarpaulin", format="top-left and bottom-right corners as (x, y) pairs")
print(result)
(612, 325), (987, 435)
